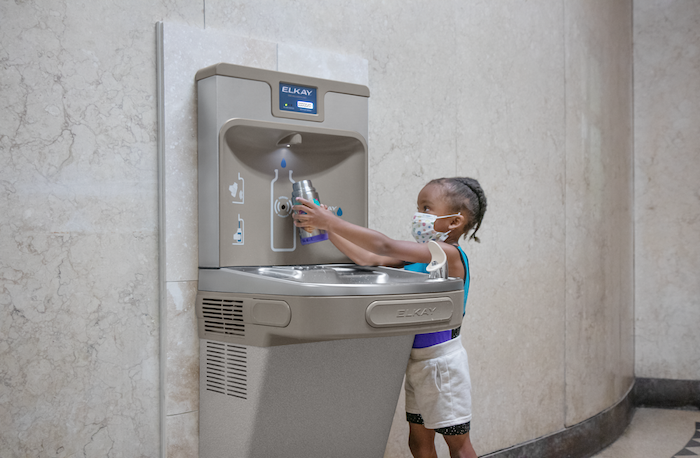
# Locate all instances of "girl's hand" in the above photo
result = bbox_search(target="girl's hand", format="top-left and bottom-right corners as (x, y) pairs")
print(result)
(293, 197), (335, 231)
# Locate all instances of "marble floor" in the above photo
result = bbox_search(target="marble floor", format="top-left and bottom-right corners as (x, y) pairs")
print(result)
(591, 408), (700, 458)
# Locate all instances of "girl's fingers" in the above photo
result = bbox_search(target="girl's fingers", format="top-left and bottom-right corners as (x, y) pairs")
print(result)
(293, 197), (312, 212)
(295, 197), (321, 209)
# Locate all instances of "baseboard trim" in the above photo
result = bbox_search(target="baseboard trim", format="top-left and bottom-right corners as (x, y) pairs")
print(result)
(634, 377), (700, 410)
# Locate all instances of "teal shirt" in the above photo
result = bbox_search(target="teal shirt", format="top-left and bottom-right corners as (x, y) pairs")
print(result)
(404, 245), (469, 315)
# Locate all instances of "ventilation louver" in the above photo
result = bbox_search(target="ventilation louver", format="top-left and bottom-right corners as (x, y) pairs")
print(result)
(201, 297), (245, 337)
(204, 341), (247, 399)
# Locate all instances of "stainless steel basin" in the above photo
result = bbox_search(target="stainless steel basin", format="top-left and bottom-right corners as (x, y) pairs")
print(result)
(199, 264), (461, 296)
(240, 265), (389, 284)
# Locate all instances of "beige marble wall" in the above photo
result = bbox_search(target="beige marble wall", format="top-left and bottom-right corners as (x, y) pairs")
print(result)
(564, 0), (635, 426)
(634, 0), (700, 381)
(0, 1), (201, 457)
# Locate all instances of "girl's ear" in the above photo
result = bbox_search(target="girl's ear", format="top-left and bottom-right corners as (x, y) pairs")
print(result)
(448, 213), (467, 232)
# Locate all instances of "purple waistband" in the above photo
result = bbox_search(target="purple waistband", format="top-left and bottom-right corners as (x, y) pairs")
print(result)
(412, 330), (453, 349)
(300, 232), (328, 245)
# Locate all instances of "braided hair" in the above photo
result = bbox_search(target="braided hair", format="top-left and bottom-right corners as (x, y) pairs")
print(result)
(429, 177), (487, 242)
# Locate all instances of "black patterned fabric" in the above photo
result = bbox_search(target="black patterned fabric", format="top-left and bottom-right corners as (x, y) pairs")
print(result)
(406, 412), (471, 436)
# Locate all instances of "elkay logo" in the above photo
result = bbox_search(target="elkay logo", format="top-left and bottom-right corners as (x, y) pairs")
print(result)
(281, 85), (313, 96)
(396, 308), (437, 318)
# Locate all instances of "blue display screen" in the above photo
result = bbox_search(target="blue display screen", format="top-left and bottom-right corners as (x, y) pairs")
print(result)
(279, 82), (317, 115)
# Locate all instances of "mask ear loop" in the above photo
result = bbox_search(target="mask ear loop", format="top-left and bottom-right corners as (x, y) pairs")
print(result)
(437, 212), (461, 220)
(437, 212), (461, 231)
(435, 212), (460, 242)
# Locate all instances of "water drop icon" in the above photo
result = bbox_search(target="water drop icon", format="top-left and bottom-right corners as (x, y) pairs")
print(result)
(281, 159), (287, 168)
(337, 208), (343, 216)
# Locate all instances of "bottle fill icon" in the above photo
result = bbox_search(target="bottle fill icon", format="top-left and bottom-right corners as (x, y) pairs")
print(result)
(270, 165), (296, 252)
(233, 215), (244, 245)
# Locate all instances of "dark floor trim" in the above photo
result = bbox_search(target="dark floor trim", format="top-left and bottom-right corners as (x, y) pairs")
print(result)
(480, 377), (700, 458)
(634, 377), (700, 410)
(480, 386), (635, 458)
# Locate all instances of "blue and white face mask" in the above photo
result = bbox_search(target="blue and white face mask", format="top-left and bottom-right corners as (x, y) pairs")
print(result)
(411, 212), (460, 244)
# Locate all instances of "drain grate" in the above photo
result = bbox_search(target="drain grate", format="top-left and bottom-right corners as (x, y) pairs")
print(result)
(201, 297), (245, 337)
(204, 341), (247, 399)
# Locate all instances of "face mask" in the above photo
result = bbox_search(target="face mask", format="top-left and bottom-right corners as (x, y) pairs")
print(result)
(411, 212), (460, 244)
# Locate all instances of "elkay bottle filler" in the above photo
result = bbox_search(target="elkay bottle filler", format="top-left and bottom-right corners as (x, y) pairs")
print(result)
(195, 63), (464, 458)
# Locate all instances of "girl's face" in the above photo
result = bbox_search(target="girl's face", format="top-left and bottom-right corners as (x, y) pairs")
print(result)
(416, 183), (459, 234)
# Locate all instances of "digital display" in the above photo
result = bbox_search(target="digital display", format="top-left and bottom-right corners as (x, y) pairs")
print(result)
(279, 83), (317, 115)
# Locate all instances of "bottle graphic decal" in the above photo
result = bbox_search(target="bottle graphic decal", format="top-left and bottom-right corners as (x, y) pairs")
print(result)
(271, 167), (296, 252)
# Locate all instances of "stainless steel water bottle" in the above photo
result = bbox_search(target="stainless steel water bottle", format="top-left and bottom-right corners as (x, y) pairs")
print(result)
(292, 180), (328, 245)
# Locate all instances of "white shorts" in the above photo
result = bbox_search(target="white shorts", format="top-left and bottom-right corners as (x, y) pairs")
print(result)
(404, 337), (472, 430)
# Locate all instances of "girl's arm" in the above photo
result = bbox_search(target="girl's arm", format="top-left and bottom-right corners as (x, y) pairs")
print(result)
(294, 197), (467, 280)
(293, 197), (433, 265)
(328, 232), (405, 267)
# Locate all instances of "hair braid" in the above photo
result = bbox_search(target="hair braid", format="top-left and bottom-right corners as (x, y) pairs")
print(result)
(429, 177), (487, 242)
(460, 178), (487, 242)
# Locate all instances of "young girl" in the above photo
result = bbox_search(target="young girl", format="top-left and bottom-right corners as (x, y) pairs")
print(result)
(293, 177), (487, 458)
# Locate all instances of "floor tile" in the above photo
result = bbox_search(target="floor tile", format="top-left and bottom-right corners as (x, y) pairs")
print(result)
(592, 408), (700, 458)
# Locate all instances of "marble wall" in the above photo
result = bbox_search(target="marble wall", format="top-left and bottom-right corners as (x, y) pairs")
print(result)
(0, 1), (200, 457)
(634, 0), (700, 381)
(0, 0), (657, 457)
